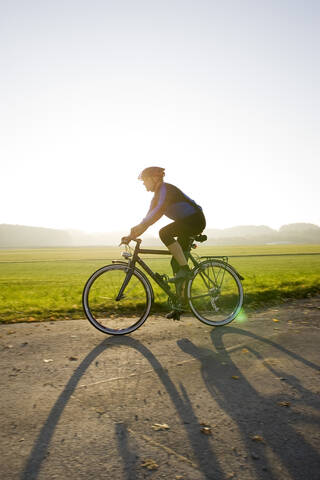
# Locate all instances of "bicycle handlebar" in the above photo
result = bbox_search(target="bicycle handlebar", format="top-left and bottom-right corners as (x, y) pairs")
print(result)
(119, 237), (142, 247)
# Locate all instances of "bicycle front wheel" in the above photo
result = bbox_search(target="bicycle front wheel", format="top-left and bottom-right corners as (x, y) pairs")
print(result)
(187, 260), (243, 326)
(82, 264), (153, 335)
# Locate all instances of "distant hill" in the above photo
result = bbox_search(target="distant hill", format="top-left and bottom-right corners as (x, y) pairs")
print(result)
(207, 225), (276, 238)
(205, 223), (320, 245)
(0, 224), (124, 248)
(0, 222), (319, 248)
(0, 224), (72, 248)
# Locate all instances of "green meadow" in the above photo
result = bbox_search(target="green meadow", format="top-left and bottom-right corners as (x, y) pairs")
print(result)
(0, 244), (320, 323)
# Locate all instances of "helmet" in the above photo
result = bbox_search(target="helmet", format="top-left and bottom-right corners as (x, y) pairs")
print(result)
(138, 167), (165, 180)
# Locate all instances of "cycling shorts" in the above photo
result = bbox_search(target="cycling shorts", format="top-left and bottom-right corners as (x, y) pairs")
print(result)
(159, 211), (206, 250)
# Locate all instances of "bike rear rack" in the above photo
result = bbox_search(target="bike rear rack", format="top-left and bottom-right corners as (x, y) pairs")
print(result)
(199, 256), (244, 280)
(200, 255), (229, 262)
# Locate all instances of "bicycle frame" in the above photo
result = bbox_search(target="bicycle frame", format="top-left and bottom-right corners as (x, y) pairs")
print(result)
(116, 239), (196, 302)
(124, 239), (175, 300)
(117, 239), (243, 304)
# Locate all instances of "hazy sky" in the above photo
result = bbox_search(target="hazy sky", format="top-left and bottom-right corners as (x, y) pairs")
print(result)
(1, 0), (319, 236)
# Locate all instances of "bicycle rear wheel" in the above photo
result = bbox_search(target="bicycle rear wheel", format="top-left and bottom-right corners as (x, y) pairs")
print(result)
(82, 264), (153, 335)
(187, 260), (243, 326)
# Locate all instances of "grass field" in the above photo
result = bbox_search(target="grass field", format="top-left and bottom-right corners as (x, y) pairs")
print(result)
(0, 244), (320, 323)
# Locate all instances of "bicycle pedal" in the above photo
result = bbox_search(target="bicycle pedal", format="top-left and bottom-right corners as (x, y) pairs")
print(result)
(166, 310), (182, 320)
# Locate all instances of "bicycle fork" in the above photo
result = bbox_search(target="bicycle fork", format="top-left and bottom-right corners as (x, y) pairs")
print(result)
(115, 267), (134, 301)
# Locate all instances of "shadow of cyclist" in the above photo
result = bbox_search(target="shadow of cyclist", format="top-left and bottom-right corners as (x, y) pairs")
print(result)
(21, 335), (225, 480)
(115, 422), (139, 480)
(177, 326), (320, 480)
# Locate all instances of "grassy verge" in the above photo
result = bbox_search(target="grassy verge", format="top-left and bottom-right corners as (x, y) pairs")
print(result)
(0, 245), (319, 323)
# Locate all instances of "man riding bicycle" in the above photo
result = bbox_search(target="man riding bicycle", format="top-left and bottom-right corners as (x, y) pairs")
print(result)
(122, 167), (206, 319)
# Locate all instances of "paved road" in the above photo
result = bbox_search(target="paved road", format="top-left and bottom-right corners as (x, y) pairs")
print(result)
(1, 298), (320, 480)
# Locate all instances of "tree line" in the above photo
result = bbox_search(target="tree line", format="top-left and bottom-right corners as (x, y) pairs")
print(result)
(0, 223), (320, 248)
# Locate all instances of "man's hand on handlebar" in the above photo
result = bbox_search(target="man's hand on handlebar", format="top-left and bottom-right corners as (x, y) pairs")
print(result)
(120, 235), (132, 245)
(120, 224), (147, 245)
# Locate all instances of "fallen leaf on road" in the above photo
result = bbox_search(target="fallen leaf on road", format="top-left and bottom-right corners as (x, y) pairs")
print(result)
(141, 459), (159, 470)
(200, 426), (212, 435)
(151, 423), (170, 431)
(96, 408), (106, 415)
(278, 401), (290, 407)
(251, 435), (265, 443)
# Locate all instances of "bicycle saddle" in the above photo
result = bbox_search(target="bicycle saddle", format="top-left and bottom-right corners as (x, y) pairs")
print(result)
(193, 234), (207, 243)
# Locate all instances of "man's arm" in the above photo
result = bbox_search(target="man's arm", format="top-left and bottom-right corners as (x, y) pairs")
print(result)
(140, 183), (167, 227)
(121, 223), (147, 244)
(124, 183), (167, 241)
(130, 223), (148, 239)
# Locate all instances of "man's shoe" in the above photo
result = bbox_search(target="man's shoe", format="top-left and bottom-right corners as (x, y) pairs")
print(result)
(166, 310), (182, 320)
(168, 266), (192, 284)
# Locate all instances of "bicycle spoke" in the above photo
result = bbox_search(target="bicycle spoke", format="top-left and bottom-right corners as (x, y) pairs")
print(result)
(190, 292), (213, 300)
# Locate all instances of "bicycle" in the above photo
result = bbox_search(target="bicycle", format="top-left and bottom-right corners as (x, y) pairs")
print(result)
(82, 236), (244, 335)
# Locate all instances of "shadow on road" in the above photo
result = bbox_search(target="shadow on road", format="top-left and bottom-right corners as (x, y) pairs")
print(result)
(115, 422), (138, 480)
(178, 326), (320, 480)
(21, 336), (225, 480)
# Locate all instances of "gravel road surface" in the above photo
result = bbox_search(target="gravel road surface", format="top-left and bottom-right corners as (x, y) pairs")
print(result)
(1, 298), (319, 480)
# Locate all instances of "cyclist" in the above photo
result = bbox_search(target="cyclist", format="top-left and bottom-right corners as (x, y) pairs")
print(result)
(122, 167), (206, 318)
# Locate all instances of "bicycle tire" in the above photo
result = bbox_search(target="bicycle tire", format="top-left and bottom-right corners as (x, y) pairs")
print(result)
(187, 260), (243, 326)
(82, 263), (153, 335)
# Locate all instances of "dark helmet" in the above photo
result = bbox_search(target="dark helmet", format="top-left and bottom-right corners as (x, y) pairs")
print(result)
(138, 167), (165, 180)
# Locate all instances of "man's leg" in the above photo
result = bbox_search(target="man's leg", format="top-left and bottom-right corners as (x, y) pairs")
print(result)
(158, 224), (187, 319)
(167, 241), (188, 267)
(167, 241), (191, 282)
(166, 237), (191, 318)
(159, 215), (206, 318)
(159, 222), (183, 264)
(167, 213), (205, 277)
(170, 256), (180, 275)
(159, 223), (191, 282)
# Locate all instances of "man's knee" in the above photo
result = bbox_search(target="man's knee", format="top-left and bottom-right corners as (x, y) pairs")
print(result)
(159, 227), (173, 246)
(159, 227), (166, 244)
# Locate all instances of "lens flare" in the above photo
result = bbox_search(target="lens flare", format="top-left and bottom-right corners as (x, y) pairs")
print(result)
(235, 308), (248, 323)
